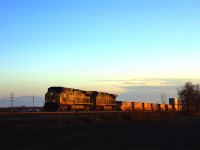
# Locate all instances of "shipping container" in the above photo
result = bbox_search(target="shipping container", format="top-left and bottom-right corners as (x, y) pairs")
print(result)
(152, 103), (159, 111)
(159, 104), (166, 111)
(132, 102), (143, 111)
(143, 103), (152, 111)
(121, 101), (133, 111)
(169, 98), (179, 105)
(167, 104), (173, 111)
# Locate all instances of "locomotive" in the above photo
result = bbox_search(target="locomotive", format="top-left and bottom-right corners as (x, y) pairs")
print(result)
(44, 86), (119, 111)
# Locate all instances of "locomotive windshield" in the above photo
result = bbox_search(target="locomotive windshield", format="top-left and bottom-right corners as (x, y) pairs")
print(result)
(48, 87), (63, 93)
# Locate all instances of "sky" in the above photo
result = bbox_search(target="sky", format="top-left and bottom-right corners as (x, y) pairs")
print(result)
(0, 0), (200, 106)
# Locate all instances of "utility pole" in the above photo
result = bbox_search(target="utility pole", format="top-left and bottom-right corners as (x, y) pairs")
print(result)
(33, 96), (34, 108)
(10, 93), (15, 112)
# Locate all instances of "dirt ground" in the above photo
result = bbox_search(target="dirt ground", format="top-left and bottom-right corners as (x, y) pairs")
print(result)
(0, 112), (200, 150)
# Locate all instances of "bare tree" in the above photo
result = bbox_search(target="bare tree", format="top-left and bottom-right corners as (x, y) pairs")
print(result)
(160, 93), (167, 104)
(177, 82), (200, 113)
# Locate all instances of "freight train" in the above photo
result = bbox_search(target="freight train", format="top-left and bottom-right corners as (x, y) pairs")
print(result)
(44, 86), (182, 112)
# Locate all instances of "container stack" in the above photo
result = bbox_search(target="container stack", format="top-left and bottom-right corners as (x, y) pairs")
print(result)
(169, 98), (182, 111)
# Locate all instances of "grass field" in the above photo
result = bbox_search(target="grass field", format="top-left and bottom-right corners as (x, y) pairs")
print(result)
(0, 112), (200, 150)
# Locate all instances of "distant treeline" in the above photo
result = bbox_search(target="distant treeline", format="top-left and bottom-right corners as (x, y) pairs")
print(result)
(0, 106), (43, 112)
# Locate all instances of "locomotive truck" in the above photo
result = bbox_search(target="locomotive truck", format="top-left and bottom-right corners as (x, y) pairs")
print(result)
(44, 86), (119, 111)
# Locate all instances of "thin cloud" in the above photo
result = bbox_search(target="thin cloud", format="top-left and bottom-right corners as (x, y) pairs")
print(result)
(98, 78), (200, 87)
(96, 78), (200, 102)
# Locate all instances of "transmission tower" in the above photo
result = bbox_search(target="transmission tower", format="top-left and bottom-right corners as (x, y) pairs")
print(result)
(10, 93), (15, 112)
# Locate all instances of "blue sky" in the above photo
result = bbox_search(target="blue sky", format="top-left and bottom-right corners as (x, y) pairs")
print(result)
(0, 0), (200, 106)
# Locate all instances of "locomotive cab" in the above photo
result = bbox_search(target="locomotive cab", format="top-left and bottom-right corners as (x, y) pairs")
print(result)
(43, 87), (63, 111)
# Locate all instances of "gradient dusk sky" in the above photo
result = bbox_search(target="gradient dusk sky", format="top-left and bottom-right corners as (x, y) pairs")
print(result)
(0, 0), (200, 105)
